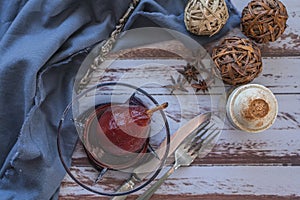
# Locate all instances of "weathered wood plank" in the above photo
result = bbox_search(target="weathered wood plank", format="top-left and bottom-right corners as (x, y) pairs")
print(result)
(63, 57), (300, 197)
(59, 166), (300, 199)
(254, 57), (300, 94)
(152, 94), (300, 130)
(89, 57), (300, 94)
(70, 128), (300, 167)
(60, 194), (300, 200)
(199, 129), (300, 165)
(78, 92), (300, 131)
(59, 0), (300, 198)
(69, 93), (300, 166)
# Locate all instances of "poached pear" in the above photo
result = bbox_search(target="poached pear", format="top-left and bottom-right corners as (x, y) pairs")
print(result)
(97, 103), (168, 156)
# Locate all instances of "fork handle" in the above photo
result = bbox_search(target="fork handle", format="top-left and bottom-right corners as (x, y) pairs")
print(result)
(110, 176), (137, 200)
(136, 165), (177, 200)
(110, 182), (132, 200)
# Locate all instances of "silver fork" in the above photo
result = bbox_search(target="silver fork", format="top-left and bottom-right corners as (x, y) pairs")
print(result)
(136, 123), (220, 200)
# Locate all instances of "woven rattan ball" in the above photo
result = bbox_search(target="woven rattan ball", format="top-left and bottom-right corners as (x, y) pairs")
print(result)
(241, 0), (288, 43)
(184, 0), (229, 36)
(212, 37), (263, 85)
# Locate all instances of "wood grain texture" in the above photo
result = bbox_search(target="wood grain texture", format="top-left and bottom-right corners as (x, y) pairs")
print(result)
(69, 114), (300, 167)
(59, 59), (300, 198)
(59, 166), (300, 199)
(59, 0), (300, 199)
(88, 57), (300, 94)
(60, 195), (300, 200)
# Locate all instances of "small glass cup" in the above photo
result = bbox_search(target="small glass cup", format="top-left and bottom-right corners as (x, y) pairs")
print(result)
(57, 82), (170, 196)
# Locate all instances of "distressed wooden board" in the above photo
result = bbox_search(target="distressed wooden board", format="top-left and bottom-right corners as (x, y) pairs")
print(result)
(141, 165), (300, 196)
(89, 57), (300, 94)
(59, 57), (300, 197)
(61, 56), (300, 197)
(68, 92), (300, 168)
(72, 91), (300, 131)
(199, 129), (300, 166)
(252, 57), (300, 94)
(59, 166), (300, 199)
(59, 0), (300, 198)
(70, 126), (300, 167)
(159, 93), (300, 131)
(60, 194), (300, 200)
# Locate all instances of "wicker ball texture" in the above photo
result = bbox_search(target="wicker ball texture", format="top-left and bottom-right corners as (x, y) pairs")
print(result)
(184, 0), (229, 36)
(212, 37), (263, 85)
(241, 0), (288, 43)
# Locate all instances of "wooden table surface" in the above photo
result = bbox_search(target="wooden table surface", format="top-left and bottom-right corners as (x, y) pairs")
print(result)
(59, 0), (300, 199)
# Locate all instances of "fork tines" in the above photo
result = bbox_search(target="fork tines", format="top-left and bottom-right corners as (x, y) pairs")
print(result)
(185, 121), (220, 155)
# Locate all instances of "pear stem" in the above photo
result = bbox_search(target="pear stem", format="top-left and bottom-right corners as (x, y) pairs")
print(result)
(146, 102), (168, 116)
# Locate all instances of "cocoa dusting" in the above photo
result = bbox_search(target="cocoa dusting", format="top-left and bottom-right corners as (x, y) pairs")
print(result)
(243, 99), (269, 120)
(255, 121), (264, 128)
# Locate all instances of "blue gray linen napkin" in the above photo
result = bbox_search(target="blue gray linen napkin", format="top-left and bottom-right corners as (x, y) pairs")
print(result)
(0, 0), (239, 199)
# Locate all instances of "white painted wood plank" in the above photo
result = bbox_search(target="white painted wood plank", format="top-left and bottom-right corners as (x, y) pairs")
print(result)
(254, 57), (300, 94)
(59, 0), (300, 198)
(148, 166), (300, 196)
(69, 93), (300, 165)
(213, 129), (300, 161)
(151, 94), (300, 130)
(89, 57), (300, 94)
(59, 166), (300, 198)
(70, 128), (300, 166)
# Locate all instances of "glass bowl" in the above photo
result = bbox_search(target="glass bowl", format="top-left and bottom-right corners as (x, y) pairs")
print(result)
(57, 82), (170, 196)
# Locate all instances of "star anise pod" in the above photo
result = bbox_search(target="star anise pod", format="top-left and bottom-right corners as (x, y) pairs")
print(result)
(177, 63), (199, 83)
(164, 75), (188, 94)
(191, 80), (209, 93)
